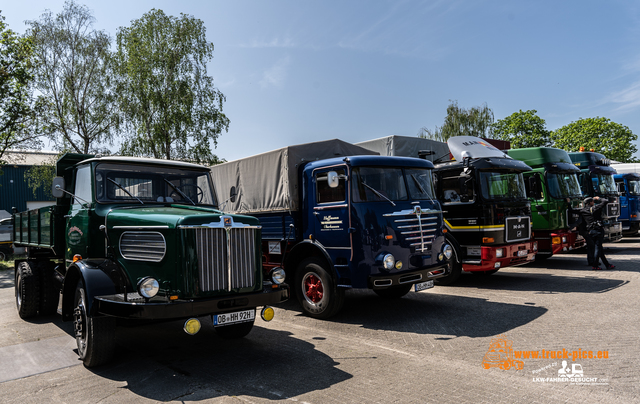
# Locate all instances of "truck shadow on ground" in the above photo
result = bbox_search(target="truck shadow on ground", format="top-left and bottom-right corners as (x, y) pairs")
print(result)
(82, 319), (351, 402)
(280, 292), (547, 339)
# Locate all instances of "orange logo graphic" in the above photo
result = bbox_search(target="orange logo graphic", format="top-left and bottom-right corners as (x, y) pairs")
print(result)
(482, 334), (524, 370)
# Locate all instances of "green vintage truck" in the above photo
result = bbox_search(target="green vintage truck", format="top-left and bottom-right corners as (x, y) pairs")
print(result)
(12, 153), (289, 367)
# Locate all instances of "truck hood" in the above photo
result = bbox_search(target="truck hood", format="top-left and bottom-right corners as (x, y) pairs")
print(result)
(105, 205), (261, 228)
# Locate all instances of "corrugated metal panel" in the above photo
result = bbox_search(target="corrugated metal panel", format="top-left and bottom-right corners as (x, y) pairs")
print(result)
(0, 166), (53, 213)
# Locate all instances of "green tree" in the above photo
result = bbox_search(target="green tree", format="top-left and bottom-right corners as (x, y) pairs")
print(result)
(550, 117), (638, 162)
(27, 1), (118, 154)
(0, 12), (41, 164)
(114, 9), (229, 164)
(491, 109), (551, 148)
(419, 100), (494, 142)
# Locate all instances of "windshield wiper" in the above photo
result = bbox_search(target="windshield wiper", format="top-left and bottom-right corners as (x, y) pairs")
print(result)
(164, 179), (195, 205)
(410, 173), (434, 203)
(108, 179), (144, 205)
(362, 181), (395, 206)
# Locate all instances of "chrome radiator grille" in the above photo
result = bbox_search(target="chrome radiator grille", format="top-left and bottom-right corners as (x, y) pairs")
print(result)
(384, 207), (440, 253)
(189, 227), (257, 292)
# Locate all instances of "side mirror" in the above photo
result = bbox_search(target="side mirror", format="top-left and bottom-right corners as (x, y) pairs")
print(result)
(327, 171), (340, 189)
(229, 186), (237, 203)
(52, 177), (66, 198)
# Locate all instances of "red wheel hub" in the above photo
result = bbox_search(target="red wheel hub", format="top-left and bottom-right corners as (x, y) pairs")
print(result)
(304, 274), (324, 303)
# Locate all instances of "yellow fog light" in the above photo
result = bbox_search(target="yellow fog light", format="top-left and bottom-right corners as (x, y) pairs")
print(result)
(184, 318), (201, 335)
(395, 260), (403, 270)
(261, 306), (275, 322)
(552, 236), (561, 245)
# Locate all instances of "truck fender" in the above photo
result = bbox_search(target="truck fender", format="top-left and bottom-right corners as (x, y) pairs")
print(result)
(285, 239), (336, 279)
(61, 260), (118, 321)
(445, 232), (462, 263)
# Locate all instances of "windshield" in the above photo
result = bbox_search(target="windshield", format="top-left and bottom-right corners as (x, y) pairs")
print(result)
(592, 174), (617, 195)
(547, 172), (582, 199)
(479, 171), (526, 200)
(405, 168), (436, 200)
(351, 167), (408, 203)
(628, 180), (640, 196)
(95, 163), (217, 206)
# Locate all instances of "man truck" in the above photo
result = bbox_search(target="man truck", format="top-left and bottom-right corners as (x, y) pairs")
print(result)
(611, 163), (640, 237)
(209, 139), (453, 319)
(357, 135), (537, 285)
(568, 151), (622, 242)
(506, 147), (586, 259)
(12, 154), (289, 367)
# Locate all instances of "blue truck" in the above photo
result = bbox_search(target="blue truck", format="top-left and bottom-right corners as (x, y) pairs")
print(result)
(568, 151), (622, 242)
(611, 163), (640, 237)
(210, 139), (453, 318)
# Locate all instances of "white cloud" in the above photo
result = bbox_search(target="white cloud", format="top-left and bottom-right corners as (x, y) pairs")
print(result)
(259, 56), (291, 89)
(604, 80), (640, 112)
(240, 36), (296, 49)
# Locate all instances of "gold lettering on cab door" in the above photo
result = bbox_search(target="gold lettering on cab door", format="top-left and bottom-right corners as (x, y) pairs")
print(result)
(321, 215), (343, 231)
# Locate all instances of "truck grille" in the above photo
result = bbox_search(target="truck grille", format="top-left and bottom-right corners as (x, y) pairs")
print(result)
(384, 207), (440, 253)
(120, 232), (166, 262)
(190, 227), (257, 292)
(607, 203), (620, 218)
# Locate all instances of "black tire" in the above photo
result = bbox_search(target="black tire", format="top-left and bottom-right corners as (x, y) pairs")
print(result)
(0, 251), (6, 261)
(373, 284), (413, 298)
(15, 261), (40, 319)
(470, 269), (499, 275)
(434, 253), (463, 286)
(295, 258), (344, 319)
(74, 280), (116, 367)
(38, 261), (59, 316)
(214, 320), (255, 339)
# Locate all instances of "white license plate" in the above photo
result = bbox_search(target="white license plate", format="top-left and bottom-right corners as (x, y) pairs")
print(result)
(517, 250), (528, 257)
(415, 280), (434, 292)
(214, 309), (255, 326)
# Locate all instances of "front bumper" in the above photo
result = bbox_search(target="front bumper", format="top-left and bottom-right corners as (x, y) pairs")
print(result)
(534, 229), (584, 256)
(94, 284), (289, 320)
(368, 264), (449, 290)
(604, 222), (623, 242)
(462, 241), (536, 272)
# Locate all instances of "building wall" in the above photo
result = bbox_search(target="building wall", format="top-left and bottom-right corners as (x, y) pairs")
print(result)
(0, 165), (53, 213)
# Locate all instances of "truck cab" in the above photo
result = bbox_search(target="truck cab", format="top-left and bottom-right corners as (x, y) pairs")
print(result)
(13, 154), (288, 367)
(507, 147), (585, 258)
(568, 151), (622, 242)
(611, 163), (640, 237)
(432, 137), (536, 281)
(210, 140), (453, 319)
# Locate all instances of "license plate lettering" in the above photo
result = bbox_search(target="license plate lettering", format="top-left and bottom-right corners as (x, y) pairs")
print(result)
(415, 280), (434, 292)
(214, 309), (255, 326)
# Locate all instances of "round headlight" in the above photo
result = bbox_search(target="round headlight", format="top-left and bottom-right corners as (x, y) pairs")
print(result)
(271, 267), (286, 285)
(383, 254), (395, 270)
(138, 277), (159, 298)
(443, 244), (453, 260)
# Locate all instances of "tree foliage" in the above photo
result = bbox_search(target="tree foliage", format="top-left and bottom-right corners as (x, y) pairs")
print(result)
(419, 100), (494, 142)
(550, 117), (638, 162)
(491, 109), (551, 148)
(114, 9), (229, 165)
(0, 12), (41, 164)
(27, 1), (118, 154)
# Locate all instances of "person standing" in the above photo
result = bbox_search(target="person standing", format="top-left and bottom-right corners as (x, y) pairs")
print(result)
(567, 198), (594, 266)
(575, 196), (615, 270)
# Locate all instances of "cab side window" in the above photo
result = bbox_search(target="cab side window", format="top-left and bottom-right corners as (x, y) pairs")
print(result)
(74, 165), (92, 205)
(440, 173), (474, 204)
(524, 173), (543, 200)
(316, 168), (346, 204)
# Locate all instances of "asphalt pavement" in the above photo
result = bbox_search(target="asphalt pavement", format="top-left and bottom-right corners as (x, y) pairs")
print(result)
(0, 238), (638, 403)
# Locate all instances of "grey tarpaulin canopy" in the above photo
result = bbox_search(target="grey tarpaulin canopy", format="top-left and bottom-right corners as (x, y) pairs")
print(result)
(209, 139), (378, 214)
(356, 135), (450, 162)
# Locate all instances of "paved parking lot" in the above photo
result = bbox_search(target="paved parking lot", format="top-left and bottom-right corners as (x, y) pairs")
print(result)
(0, 238), (638, 403)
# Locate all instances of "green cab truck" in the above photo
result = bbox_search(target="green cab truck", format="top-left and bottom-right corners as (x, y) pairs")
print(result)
(506, 147), (585, 259)
(12, 154), (289, 367)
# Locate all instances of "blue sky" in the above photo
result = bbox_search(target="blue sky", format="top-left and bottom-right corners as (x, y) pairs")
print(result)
(3, 0), (640, 161)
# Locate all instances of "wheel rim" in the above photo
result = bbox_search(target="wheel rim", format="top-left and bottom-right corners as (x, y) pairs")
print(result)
(15, 271), (22, 308)
(74, 292), (88, 357)
(302, 272), (324, 305)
